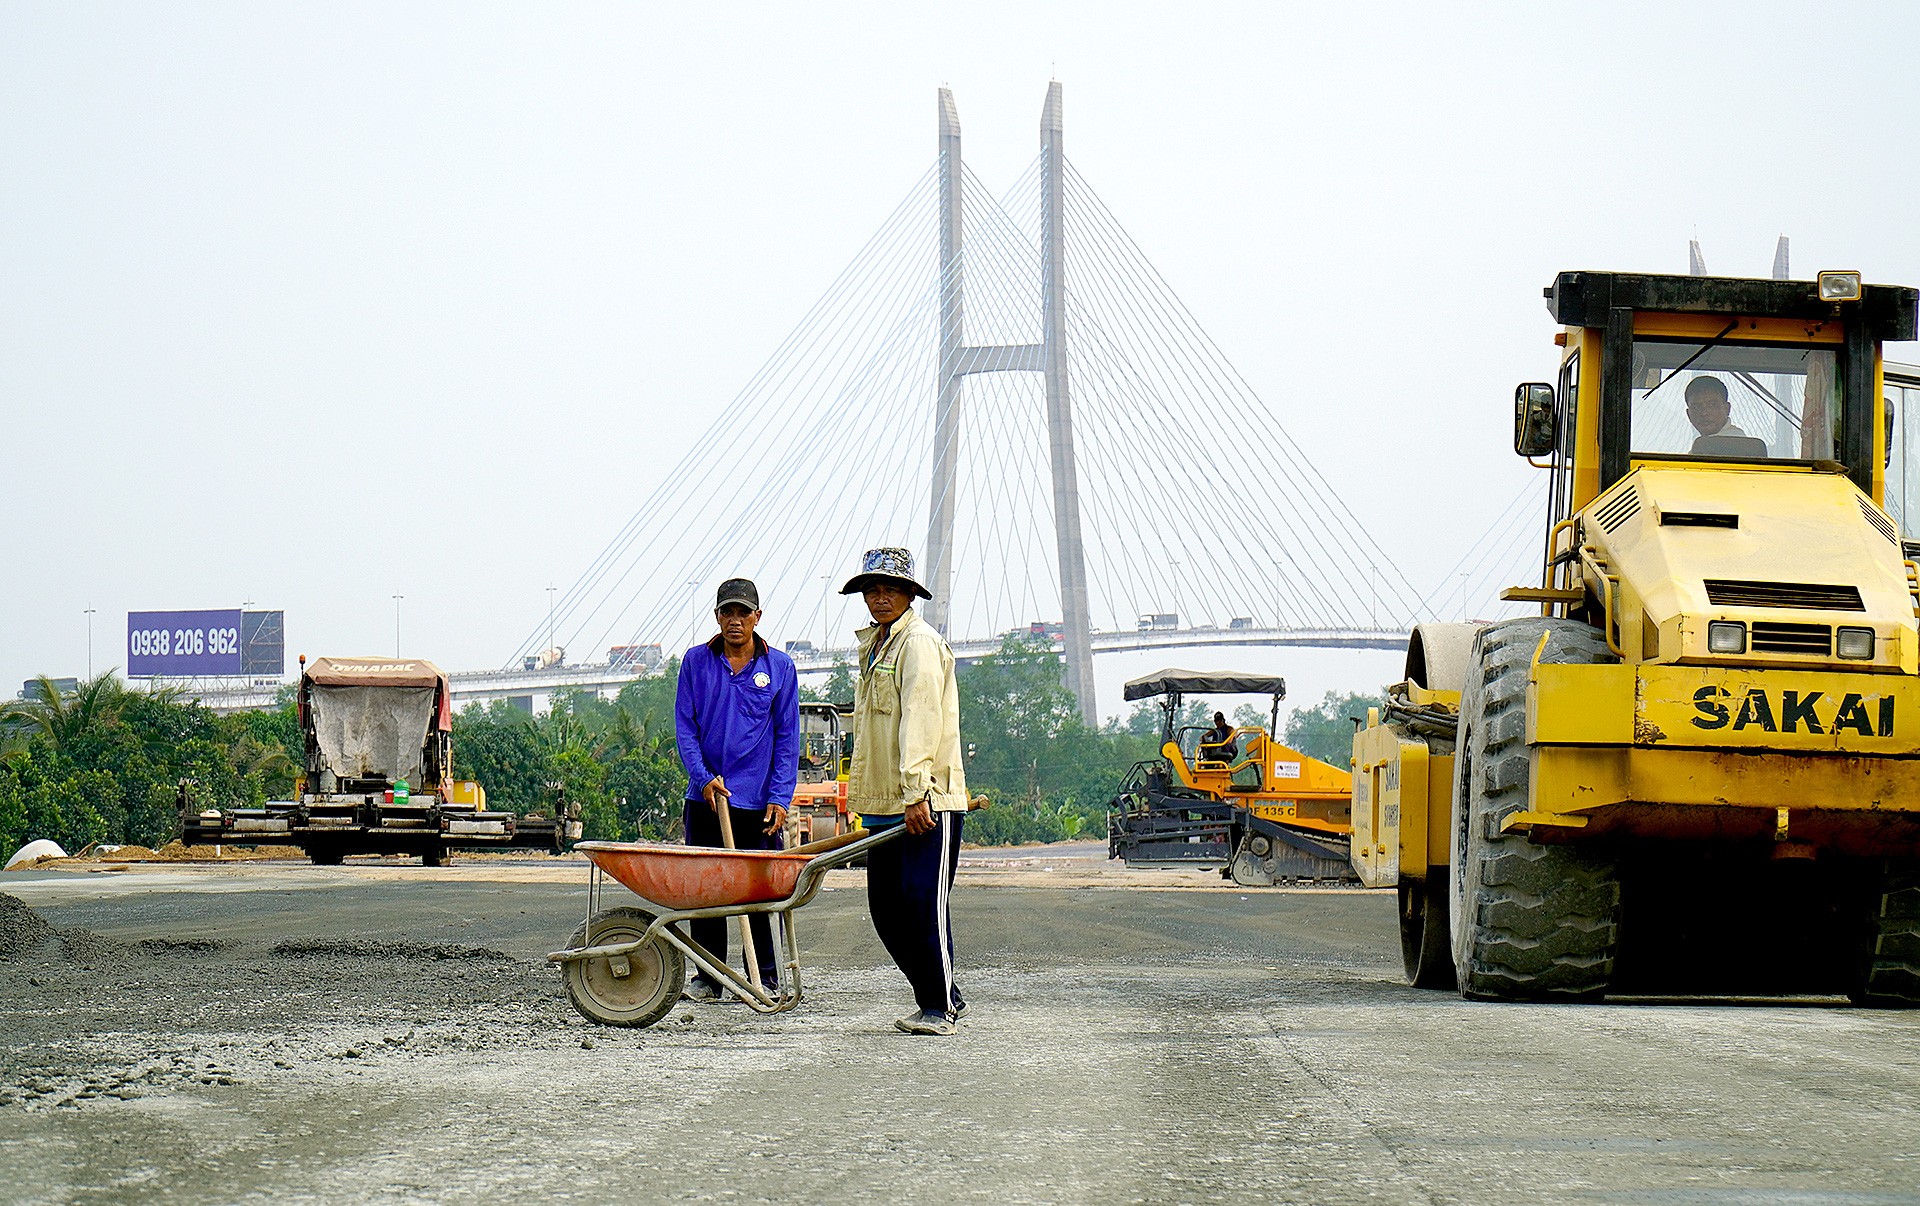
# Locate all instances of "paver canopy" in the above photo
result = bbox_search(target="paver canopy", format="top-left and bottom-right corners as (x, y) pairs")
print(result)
(303, 657), (447, 690)
(1121, 669), (1286, 702)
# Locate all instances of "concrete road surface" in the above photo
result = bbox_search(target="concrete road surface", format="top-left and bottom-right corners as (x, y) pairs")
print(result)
(2, 852), (1917, 1205)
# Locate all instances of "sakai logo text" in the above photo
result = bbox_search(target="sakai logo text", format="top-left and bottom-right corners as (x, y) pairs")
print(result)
(1691, 686), (1893, 736)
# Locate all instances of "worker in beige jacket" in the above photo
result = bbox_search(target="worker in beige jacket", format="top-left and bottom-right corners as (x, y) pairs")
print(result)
(841, 546), (969, 1036)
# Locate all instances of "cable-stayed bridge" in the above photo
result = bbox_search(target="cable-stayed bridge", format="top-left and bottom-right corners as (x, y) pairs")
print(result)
(183, 83), (1549, 718)
(502, 82), (1543, 723)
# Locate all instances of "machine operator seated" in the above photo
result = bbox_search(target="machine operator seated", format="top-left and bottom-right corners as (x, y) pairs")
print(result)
(1199, 712), (1235, 765)
(1684, 376), (1768, 458)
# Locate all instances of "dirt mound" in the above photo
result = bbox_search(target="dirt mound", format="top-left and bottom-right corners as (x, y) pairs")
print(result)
(1, 892), (126, 961)
(138, 937), (223, 953)
(58, 927), (123, 961)
(272, 939), (511, 962)
(99, 844), (162, 860)
(0, 894), (53, 959)
(153, 840), (230, 860)
(148, 840), (297, 861)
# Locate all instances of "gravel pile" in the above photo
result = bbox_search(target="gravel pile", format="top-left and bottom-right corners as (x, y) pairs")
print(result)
(0, 894), (51, 960)
(272, 939), (511, 961)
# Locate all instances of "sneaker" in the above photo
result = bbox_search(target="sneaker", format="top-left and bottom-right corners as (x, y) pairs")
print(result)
(682, 977), (720, 1002)
(951, 993), (968, 1019)
(894, 1009), (957, 1036)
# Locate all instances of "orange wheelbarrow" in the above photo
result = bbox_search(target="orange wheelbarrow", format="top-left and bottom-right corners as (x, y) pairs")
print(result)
(546, 825), (904, 1027)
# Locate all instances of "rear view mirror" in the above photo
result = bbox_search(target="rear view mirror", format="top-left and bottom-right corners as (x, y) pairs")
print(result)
(1514, 382), (1556, 457)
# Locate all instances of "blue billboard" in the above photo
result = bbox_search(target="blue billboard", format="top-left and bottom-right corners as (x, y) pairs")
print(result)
(127, 610), (245, 677)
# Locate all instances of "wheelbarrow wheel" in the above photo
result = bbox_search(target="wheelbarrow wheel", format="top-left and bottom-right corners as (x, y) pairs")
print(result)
(563, 907), (686, 1028)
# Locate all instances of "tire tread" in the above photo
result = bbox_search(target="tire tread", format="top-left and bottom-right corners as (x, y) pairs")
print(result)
(1855, 861), (1920, 1008)
(1453, 618), (1620, 1002)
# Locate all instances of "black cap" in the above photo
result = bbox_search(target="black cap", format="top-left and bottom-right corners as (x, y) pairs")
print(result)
(715, 578), (760, 610)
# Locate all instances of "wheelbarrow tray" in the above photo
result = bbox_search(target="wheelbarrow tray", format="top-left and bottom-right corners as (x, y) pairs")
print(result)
(574, 840), (814, 910)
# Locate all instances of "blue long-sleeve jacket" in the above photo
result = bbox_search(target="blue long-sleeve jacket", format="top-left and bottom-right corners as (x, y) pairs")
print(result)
(674, 634), (799, 811)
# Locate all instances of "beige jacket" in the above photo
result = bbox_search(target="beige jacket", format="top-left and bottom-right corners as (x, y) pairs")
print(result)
(848, 608), (969, 815)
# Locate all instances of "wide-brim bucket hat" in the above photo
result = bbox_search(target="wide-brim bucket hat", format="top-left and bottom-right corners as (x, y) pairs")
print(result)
(839, 546), (932, 600)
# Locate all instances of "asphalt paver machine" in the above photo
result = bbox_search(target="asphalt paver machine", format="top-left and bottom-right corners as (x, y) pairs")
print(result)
(181, 656), (580, 864)
(1108, 668), (1355, 885)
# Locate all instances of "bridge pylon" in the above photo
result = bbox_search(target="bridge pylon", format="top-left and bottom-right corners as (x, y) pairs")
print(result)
(925, 82), (1098, 724)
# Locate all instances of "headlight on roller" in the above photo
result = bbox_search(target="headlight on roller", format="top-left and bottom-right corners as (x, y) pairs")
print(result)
(1818, 270), (1863, 301)
(1837, 626), (1875, 660)
(1708, 621), (1747, 654)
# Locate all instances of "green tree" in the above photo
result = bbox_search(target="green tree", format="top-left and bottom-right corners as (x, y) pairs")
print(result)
(551, 747), (614, 839)
(1231, 702), (1271, 730)
(7, 673), (130, 754)
(0, 673), (334, 860)
(1281, 689), (1380, 767)
(605, 751), (687, 840)
(616, 657), (679, 723)
(953, 634), (1138, 842)
(800, 658), (855, 707)
(0, 763), (28, 857)
(451, 703), (549, 813)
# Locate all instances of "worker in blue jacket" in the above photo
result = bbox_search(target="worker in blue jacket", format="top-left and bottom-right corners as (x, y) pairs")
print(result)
(674, 577), (800, 998)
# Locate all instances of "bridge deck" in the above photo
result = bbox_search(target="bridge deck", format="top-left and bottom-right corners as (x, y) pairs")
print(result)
(180, 627), (1409, 712)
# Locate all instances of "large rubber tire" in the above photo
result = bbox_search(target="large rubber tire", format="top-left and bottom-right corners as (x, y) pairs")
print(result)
(1399, 874), (1455, 989)
(563, 907), (687, 1028)
(1851, 858), (1920, 1008)
(1450, 618), (1622, 1002)
(308, 848), (344, 866)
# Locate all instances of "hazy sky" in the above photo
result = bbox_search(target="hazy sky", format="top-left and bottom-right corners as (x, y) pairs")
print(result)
(6, 2), (1918, 720)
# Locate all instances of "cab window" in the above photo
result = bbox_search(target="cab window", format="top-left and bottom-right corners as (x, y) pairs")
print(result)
(1886, 371), (1920, 538)
(1630, 337), (1840, 462)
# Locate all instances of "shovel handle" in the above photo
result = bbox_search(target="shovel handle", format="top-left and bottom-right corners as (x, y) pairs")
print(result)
(713, 803), (765, 993)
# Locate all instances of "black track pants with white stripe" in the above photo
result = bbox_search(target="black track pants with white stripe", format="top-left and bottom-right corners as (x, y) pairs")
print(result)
(866, 811), (963, 1016)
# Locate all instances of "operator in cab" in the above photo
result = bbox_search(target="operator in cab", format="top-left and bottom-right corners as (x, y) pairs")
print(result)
(1200, 712), (1235, 764)
(1684, 377), (1758, 455)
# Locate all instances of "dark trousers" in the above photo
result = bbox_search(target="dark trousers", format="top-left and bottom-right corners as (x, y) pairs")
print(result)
(866, 811), (963, 1016)
(683, 799), (783, 986)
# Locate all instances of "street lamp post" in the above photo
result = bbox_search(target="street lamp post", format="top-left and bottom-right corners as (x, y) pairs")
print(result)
(546, 585), (557, 657)
(392, 595), (404, 657)
(84, 608), (95, 679)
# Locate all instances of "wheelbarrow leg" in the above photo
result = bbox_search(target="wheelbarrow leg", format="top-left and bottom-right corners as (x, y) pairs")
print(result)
(776, 910), (804, 1007)
(657, 923), (778, 1009)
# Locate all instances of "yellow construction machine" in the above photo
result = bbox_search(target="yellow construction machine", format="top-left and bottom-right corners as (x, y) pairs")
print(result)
(1108, 669), (1355, 885)
(788, 701), (855, 843)
(1353, 269), (1920, 1005)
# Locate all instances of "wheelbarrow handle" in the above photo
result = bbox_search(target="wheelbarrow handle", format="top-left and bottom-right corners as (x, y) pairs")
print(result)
(783, 823), (907, 901)
(787, 828), (875, 857)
